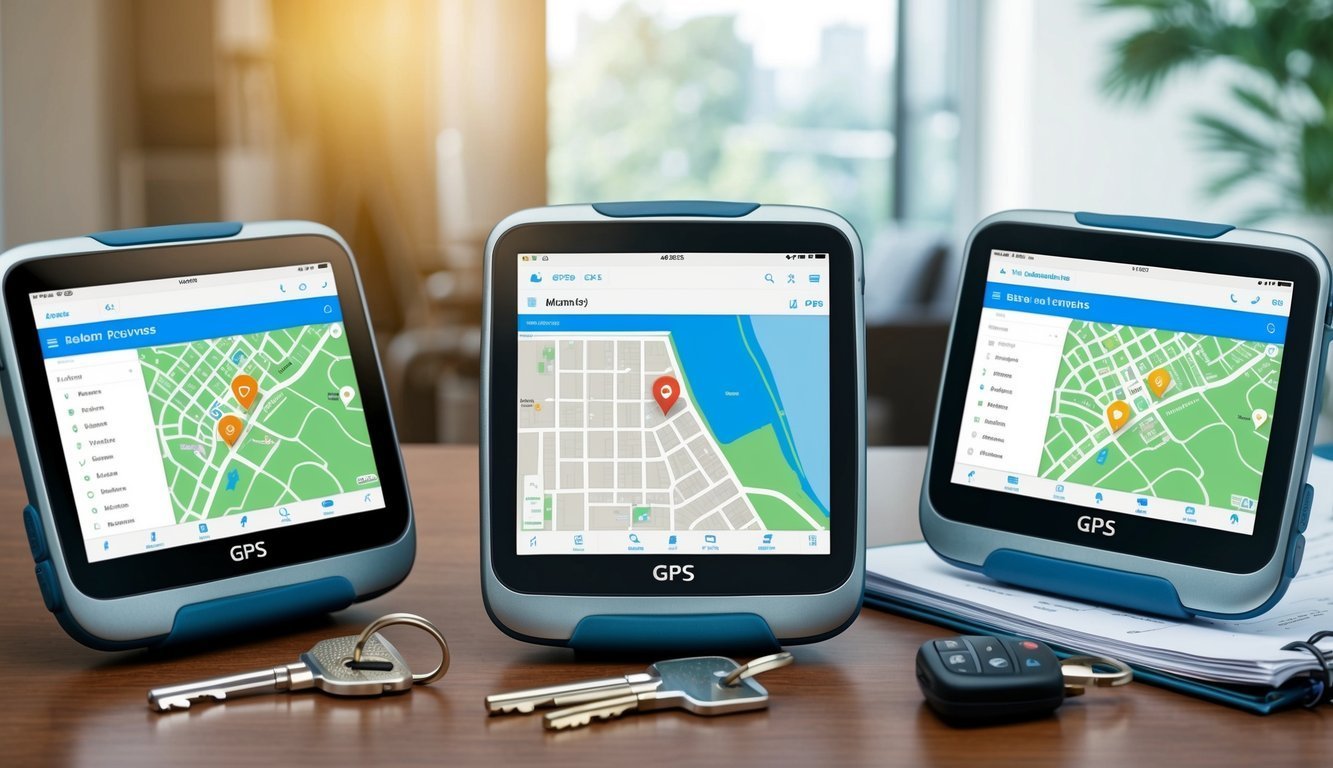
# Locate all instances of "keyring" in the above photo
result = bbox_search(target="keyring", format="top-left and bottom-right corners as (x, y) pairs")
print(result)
(1059, 655), (1134, 695)
(721, 651), (795, 687)
(353, 613), (451, 685)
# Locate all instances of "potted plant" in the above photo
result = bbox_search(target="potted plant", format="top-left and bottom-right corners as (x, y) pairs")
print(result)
(1100, 0), (1333, 242)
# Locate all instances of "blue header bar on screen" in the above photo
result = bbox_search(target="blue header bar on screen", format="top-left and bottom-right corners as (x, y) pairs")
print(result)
(983, 282), (1288, 343)
(39, 297), (343, 358)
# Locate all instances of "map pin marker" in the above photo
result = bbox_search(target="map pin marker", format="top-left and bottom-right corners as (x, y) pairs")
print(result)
(340, 386), (355, 406)
(1146, 367), (1171, 398)
(218, 414), (244, 447)
(1106, 400), (1131, 432)
(1253, 408), (1268, 429)
(231, 374), (259, 410)
(653, 375), (681, 415)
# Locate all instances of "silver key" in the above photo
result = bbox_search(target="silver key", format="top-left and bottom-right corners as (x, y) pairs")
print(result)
(544, 652), (794, 730)
(148, 633), (413, 711)
(486, 670), (661, 714)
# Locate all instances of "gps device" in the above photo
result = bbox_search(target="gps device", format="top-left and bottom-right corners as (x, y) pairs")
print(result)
(481, 202), (865, 652)
(922, 210), (1329, 619)
(1, 221), (414, 649)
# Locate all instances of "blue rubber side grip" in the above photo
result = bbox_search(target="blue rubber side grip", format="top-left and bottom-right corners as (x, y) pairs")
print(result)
(1074, 211), (1234, 239)
(160, 576), (356, 646)
(88, 221), (243, 247)
(568, 613), (781, 654)
(591, 201), (760, 218)
(982, 549), (1192, 619)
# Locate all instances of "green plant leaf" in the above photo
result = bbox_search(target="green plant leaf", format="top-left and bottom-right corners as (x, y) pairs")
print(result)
(1204, 163), (1268, 198)
(1097, 0), (1333, 215)
(1097, 0), (1195, 10)
(1102, 25), (1200, 101)
(1298, 122), (1333, 211)
(1229, 83), (1282, 121)
(1193, 112), (1275, 156)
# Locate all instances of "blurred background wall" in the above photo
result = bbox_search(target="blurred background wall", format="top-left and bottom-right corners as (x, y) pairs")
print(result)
(1, 0), (1326, 443)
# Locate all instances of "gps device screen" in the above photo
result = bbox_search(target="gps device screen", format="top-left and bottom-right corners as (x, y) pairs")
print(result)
(29, 263), (383, 562)
(951, 249), (1293, 536)
(515, 252), (830, 555)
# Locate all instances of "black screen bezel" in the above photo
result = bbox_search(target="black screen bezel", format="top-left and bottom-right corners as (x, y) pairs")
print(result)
(487, 220), (859, 596)
(927, 222), (1320, 574)
(4, 234), (411, 598)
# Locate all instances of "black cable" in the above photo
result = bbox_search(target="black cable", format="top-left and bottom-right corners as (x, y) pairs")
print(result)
(1281, 631), (1332, 708)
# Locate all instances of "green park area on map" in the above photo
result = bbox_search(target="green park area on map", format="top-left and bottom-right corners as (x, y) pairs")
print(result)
(138, 323), (379, 523)
(1037, 320), (1279, 511)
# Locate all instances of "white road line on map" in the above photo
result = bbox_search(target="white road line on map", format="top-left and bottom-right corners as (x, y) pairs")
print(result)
(551, 340), (561, 531)
(582, 338), (590, 530)
(1048, 343), (1266, 480)
(640, 339), (647, 530)
(156, 325), (352, 520)
(740, 487), (824, 530)
(286, 388), (371, 447)
(687, 506), (728, 531)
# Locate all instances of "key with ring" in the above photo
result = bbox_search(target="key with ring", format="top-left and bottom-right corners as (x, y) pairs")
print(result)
(487, 651), (795, 730)
(916, 635), (1132, 722)
(148, 613), (450, 711)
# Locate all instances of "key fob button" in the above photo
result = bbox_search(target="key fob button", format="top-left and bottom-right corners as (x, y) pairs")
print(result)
(939, 649), (979, 674)
(1007, 638), (1060, 675)
(966, 636), (1016, 675)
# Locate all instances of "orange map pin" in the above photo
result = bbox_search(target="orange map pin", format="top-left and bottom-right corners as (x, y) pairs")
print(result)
(1106, 400), (1131, 432)
(1146, 368), (1171, 398)
(231, 374), (259, 410)
(218, 414), (244, 447)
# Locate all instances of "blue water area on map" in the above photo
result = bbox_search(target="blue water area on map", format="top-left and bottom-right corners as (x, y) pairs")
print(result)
(225, 468), (240, 491)
(519, 314), (830, 517)
(750, 315), (830, 511)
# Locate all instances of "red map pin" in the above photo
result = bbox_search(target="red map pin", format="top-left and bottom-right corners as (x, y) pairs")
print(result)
(653, 375), (681, 415)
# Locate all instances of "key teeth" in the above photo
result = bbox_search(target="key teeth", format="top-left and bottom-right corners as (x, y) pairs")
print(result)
(151, 691), (227, 712)
(545, 713), (593, 731)
(544, 706), (632, 731)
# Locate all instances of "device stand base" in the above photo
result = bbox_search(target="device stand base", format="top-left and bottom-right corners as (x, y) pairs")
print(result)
(982, 549), (1191, 619)
(568, 613), (781, 655)
(159, 576), (357, 647)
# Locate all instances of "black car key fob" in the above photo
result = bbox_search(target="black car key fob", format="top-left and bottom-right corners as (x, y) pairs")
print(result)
(915, 635), (1132, 723)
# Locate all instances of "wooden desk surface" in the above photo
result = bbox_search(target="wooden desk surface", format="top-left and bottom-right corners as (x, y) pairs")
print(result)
(0, 444), (1325, 767)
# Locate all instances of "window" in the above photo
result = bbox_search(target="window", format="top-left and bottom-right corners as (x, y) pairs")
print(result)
(547, 0), (941, 250)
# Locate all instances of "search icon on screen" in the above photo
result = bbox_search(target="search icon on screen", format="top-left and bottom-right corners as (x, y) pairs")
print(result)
(629, 533), (641, 544)
(763, 273), (775, 284)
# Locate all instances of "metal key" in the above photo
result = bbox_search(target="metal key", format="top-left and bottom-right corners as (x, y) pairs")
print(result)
(149, 633), (413, 711)
(543, 652), (794, 730)
(486, 669), (662, 714)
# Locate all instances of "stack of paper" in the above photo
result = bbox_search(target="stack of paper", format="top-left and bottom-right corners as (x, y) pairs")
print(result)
(867, 460), (1333, 688)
